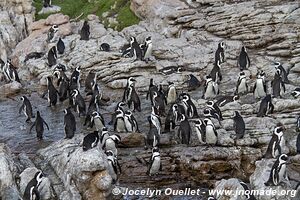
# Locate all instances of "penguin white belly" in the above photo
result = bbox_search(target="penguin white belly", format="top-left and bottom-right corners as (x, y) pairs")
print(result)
(238, 79), (247, 93)
(108, 160), (117, 181)
(105, 140), (117, 155)
(206, 126), (217, 145)
(116, 118), (126, 132)
(167, 87), (176, 104)
(101, 134), (109, 148)
(255, 80), (266, 98)
(124, 117), (133, 132)
(205, 84), (215, 99)
(94, 119), (104, 131)
(150, 157), (160, 175)
(144, 44), (152, 59)
(278, 164), (286, 183)
(195, 128), (205, 144)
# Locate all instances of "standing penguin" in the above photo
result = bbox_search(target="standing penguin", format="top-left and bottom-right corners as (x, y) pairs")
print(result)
(90, 111), (105, 131)
(47, 46), (57, 67)
(130, 36), (142, 61)
(147, 147), (162, 176)
(235, 71), (248, 95)
(114, 109), (126, 133)
(209, 60), (222, 83)
(103, 134), (121, 156)
(271, 69), (286, 98)
(29, 111), (49, 140)
(63, 108), (76, 139)
(142, 36), (153, 62)
(233, 111), (245, 139)
(54, 70), (69, 102)
(106, 151), (122, 183)
(69, 66), (81, 90)
(203, 108), (221, 122)
(85, 70), (97, 95)
(237, 46), (250, 71)
(167, 82), (177, 105)
(19, 96), (35, 123)
(274, 62), (289, 84)
(47, 25), (58, 43)
(177, 114), (191, 145)
(265, 154), (289, 186)
(264, 125), (285, 158)
(43, 76), (58, 107)
(215, 41), (225, 64)
(297, 132), (300, 154)
(122, 77), (141, 112)
(193, 119), (206, 144)
(257, 94), (274, 117)
(57, 38), (65, 54)
(151, 107), (162, 135)
(204, 118), (218, 145)
(82, 131), (100, 151)
(124, 110), (139, 132)
(253, 70), (267, 99)
(146, 78), (158, 105)
(184, 74), (201, 91)
(152, 91), (166, 116)
(145, 116), (160, 149)
(23, 170), (43, 200)
(180, 93), (198, 118)
(80, 20), (90, 40)
(203, 75), (219, 99)
(70, 89), (86, 117)
(3, 60), (20, 83)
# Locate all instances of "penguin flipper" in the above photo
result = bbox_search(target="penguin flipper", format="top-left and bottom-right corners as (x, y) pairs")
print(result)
(29, 122), (36, 133)
(43, 120), (50, 130)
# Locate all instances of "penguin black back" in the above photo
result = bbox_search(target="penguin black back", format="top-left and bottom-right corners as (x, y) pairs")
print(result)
(233, 111), (245, 139)
(238, 46), (250, 70)
(80, 20), (90, 40)
(57, 38), (65, 54)
(82, 131), (100, 151)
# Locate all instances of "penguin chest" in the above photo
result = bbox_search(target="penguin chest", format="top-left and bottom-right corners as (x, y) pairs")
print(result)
(124, 117), (133, 132)
(116, 118), (126, 132)
(150, 157), (161, 174)
(144, 44), (152, 59)
(238, 79), (247, 93)
(205, 83), (215, 98)
(167, 88), (176, 104)
(107, 159), (117, 180)
(94, 119), (104, 131)
(255, 80), (266, 97)
(278, 164), (286, 183)
(195, 127), (205, 144)
(206, 126), (217, 144)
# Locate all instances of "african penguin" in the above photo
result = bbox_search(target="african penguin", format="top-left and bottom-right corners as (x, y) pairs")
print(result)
(239, 182), (257, 200)
(122, 77), (141, 112)
(206, 100), (223, 120)
(147, 147), (162, 176)
(63, 108), (76, 139)
(19, 96), (35, 123)
(106, 150), (122, 183)
(257, 94), (274, 117)
(100, 43), (111, 52)
(43, 76), (58, 107)
(203, 75), (219, 99)
(167, 82), (177, 105)
(47, 46), (57, 67)
(204, 118), (218, 145)
(142, 36), (152, 62)
(23, 170), (43, 200)
(177, 114), (191, 145)
(233, 111), (245, 139)
(80, 20), (90, 40)
(235, 71), (248, 95)
(145, 116), (160, 149)
(82, 131), (100, 151)
(184, 74), (201, 91)
(130, 36), (142, 61)
(24, 52), (44, 63)
(209, 60), (222, 83)
(274, 62), (289, 84)
(265, 154), (289, 186)
(114, 109), (126, 133)
(164, 103), (183, 132)
(103, 134), (121, 156)
(109, 101), (125, 126)
(151, 106), (162, 135)
(146, 78), (158, 105)
(152, 91), (166, 116)
(90, 111), (105, 131)
(291, 88), (300, 98)
(216, 95), (239, 107)
(271, 69), (285, 98)
(29, 111), (49, 140)
(253, 70), (267, 99)
(264, 125), (285, 159)
(193, 119), (206, 144)
(180, 93), (198, 118)
(57, 38), (65, 54)
(238, 46), (250, 71)
(47, 25), (58, 43)
(54, 70), (69, 102)
(69, 66), (81, 90)
(70, 89), (86, 117)
(3, 60), (20, 83)
(215, 41), (225, 64)
(124, 110), (139, 132)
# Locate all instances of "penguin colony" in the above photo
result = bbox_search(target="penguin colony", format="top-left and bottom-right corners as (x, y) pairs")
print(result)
(1, 18), (300, 199)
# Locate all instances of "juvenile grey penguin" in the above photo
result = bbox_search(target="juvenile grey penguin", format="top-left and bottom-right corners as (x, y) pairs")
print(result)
(235, 71), (248, 95)
(274, 62), (289, 84)
(47, 25), (58, 43)
(47, 46), (57, 67)
(100, 43), (111, 52)
(114, 109), (126, 133)
(271, 69), (285, 98)
(147, 147), (162, 176)
(57, 38), (65, 54)
(63, 108), (76, 139)
(204, 118), (218, 145)
(130, 36), (142, 61)
(122, 77), (141, 112)
(167, 82), (177, 105)
(124, 110), (139, 132)
(233, 111), (245, 139)
(203, 75), (219, 99)
(19, 96), (35, 123)
(216, 95), (239, 107)
(82, 131), (100, 151)
(23, 170), (43, 200)
(237, 46), (250, 71)
(193, 119), (206, 144)
(184, 74), (201, 91)
(257, 94), (274, 117)
(264, 125), (285, 159)
(80, 20), (90, 41)
(29, 111), (49, 140)
(253, 70), (267, 99)
(209, 60), (222, 83)
(142, 36), (152, 62)
(177, 114), (191, 145)
(43, 76), (58, 107)
(215, 41), (225, 64)
(291, 88), (300, 98)
(265, 154), (288, 186)
(3, 60), (20, 83)
(109, 101), (125, 126)
(145, 116), (160, 149)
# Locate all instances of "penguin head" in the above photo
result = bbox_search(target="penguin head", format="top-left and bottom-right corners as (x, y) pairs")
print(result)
(274, 125), (284, 134)
(206, 100), (214, 107)
(177, 67), (183, 73)
(128, 77), (136, 86)
(208, 197), (216, 200)
(233, 95), (240, 101)
(239, 71), (246, 77)
(92, 111), (99, 118)
(275, 68), (281, 76)
(20, 96), (25, 101)
(71, 89), (79, 97)
(206, 75), (212, 82)
(233, 111), (240, 117)
(153, 91), (158, 99)
(110, 134), (121, 143)
(151, 106), (159, 115)
(179, 114), (186, 122)
(36, 111), (41, 116)
(101, 127), (108, 133)
(34, 170), (44, 184)
(203, 108), (211, 116)
(63, 108), (68, 114)
(274, 62), (281, 67)
(125, 110), (132, 116)
(51, 25), (59, 32)
(105, 150), (114, 157)
(219, 41), (225, 48)
(152, 146), (159, 153)
(194, 119), (203, 126)
(83, 20), (89, 26)
(118, 101), (126, 108)
(279, 154), (288, 163)
(130, 36), (137, 44)
(242, 46), (247, 52)
(75, 66), (81, 72)
(172, 104), (178, 111)
(145, 36), (152, 44)
(116, 110), (124, 118)
(46, 76), (52, 83)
